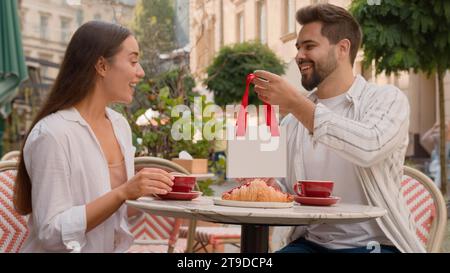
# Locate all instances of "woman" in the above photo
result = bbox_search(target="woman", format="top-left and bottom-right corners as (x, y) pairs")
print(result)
(13, 21), (174, 253)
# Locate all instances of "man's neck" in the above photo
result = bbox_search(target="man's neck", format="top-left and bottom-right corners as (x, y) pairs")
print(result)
(315, 65), (355, 99)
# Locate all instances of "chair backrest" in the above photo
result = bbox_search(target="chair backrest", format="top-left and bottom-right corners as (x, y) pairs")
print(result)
(401, 165), (447, 252)
(1, 151), (20, 161)
(0, 161), (28, 253)
(135, 156), (190, 175)
(128, 156), (191, 252)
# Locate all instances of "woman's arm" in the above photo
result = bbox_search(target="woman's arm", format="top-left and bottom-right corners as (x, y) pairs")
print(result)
(26, 130), (173, 250)
(84, 168), (173, 232)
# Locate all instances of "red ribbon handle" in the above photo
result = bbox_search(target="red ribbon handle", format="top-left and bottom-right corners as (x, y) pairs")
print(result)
(236, 73), (280, 137)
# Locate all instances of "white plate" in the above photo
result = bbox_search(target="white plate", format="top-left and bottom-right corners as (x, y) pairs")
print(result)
(213, 197), (294, 209)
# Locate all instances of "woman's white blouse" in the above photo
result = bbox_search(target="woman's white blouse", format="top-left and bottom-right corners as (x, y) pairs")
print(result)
(21, 107), (136, 253)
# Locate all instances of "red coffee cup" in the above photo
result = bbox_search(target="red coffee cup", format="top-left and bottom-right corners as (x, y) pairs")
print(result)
(293, 180), (334, 198)
(171, 174), (196, 193)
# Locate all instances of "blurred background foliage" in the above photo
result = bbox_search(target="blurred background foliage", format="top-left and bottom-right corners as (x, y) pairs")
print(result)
(205, 41), (286, 106)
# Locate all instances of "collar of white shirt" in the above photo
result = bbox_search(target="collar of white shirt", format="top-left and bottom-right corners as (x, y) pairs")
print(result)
(306, 74), (367, 104)
(58, 107), (122, 127)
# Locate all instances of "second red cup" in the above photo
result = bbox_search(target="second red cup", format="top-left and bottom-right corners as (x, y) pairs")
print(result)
(293, 180), (334, 198)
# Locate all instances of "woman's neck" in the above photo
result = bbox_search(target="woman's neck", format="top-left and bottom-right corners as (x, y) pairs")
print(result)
(74, 86), (109, 124)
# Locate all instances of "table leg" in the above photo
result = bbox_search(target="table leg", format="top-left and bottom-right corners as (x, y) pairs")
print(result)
(240, 225), (269, 253)
(185, 219), (197, 253)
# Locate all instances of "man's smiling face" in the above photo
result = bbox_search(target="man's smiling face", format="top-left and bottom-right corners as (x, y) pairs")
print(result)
(295, 21), (338, 91)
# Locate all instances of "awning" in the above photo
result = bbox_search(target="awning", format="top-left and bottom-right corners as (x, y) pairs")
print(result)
(0, 0), (28, 118)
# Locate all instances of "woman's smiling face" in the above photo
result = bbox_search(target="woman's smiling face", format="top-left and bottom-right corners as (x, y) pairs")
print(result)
(102, 35), (145, 104)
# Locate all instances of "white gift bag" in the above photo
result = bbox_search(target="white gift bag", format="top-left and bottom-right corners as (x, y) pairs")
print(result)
(226, 74), (287, 178)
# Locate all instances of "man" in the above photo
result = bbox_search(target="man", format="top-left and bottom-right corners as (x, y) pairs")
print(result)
(251, 4), (424, 253)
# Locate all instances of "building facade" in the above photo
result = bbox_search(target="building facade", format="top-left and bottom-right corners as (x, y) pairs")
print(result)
(189, 0), (450, 157)
(19, 0), (136, 83)
(2, 0), (136, 151)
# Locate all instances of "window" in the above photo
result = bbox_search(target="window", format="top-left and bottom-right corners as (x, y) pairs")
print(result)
(40, 14), (50, 40)
(20, 9), (28, 32)
(237, 12), (244, 43)
(256, 0), (267, 44)
(60, 18), (71, 43)
(281, 0), (296, 42)
(39, 53), (53, 80)
(286, 0), (295, 34)
(76, 9), (84, 26)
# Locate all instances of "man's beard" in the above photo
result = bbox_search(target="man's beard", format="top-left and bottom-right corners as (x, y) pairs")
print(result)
(300, 50), (338, 91)
(301, 68), (322, 91)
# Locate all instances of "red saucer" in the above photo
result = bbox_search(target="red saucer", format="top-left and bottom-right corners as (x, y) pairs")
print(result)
(294, 195), (340, 206)
(156, 191), (202, 201)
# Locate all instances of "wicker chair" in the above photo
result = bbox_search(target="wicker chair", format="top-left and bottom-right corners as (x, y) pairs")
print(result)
(127, 156), (197, 253)
(0, 160), (28, 252)
(402, 166), (447, 252)
(178, 224), (241, 253)
(0, 156), (199, 253)
(1, 151), (20, 161)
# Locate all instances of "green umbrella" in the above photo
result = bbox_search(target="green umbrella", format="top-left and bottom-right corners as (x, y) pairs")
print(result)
(0, 0), (28, 154)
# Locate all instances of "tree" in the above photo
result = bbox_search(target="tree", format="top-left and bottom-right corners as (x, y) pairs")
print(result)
(205, 42), (285, 106)
(153, 67), (196, 101)
(131, 0), (175, 78)
(351, 0), (450, 197)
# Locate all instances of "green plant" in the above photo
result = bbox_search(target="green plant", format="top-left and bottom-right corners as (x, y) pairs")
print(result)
(154, 67), (196, 100)
(205, 41), (286, 106)
(209, 154), (227, 185)
(197, 179), (215, 197)
(114, 68), (221, 195)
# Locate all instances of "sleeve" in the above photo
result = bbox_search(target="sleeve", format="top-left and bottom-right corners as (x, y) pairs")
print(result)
(311, 87), (410, 168)
(24, 129), (87, 252)
(274, 178), (288, 193)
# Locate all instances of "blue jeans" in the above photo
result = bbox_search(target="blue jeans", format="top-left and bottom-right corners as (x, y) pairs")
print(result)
(276, 238), (400, 253)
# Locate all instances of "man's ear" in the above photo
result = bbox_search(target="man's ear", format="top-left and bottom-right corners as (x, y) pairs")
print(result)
(95, 56), (108, 78)
(337, 39), (351, 62)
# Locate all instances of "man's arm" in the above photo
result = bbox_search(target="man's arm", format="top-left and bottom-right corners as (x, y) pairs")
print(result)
(305, 88), (410, 167)
(252, 70), (409, 169)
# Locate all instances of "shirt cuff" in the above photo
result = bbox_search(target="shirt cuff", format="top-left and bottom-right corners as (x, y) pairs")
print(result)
(274, 178), (288, 193)
(60, 205), (87, 252)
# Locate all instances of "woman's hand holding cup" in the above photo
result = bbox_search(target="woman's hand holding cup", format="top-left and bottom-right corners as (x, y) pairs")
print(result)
(119, 168), (174, 200)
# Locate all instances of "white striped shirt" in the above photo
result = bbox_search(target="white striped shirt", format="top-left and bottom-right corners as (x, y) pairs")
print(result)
(278, 75), (425, 253)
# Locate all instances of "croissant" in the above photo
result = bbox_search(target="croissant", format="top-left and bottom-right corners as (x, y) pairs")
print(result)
(222, 179), (293, 202)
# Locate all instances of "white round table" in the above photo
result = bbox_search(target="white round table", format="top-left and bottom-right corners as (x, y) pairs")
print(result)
(126, 196), (387, 253)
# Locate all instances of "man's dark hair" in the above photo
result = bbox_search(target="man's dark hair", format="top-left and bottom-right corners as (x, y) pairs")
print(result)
(296, 4), (362, 66)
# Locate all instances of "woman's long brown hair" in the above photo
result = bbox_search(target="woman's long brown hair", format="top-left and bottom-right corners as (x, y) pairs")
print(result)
(13, 21), (131, 215)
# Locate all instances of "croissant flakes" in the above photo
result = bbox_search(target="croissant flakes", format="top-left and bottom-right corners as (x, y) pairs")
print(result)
(222, 179), (293, 202)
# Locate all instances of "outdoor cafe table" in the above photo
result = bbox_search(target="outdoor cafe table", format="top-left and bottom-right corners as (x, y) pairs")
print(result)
(126, 196), (387, 253)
